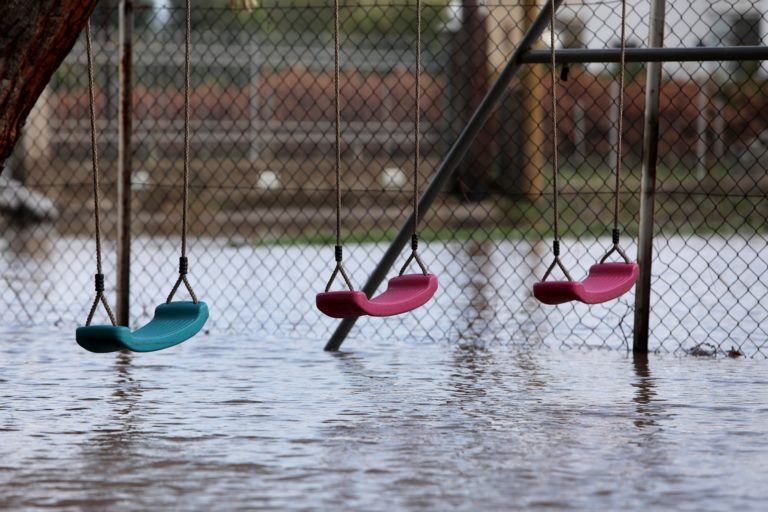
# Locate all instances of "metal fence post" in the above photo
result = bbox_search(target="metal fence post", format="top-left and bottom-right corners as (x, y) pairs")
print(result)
(249, 37), (264, 162)
(116, 0), (133, 326)
(632, 0), (666, 353)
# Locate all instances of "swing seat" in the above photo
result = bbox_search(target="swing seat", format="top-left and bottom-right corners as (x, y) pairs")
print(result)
(317, 274), (438, 318)
(75, 325), (133, 353)
(76, 301), (209, 353)
(533, 262), (639, 305)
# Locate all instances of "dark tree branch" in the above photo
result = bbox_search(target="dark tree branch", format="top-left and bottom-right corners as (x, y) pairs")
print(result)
(0, 0), (99, 172)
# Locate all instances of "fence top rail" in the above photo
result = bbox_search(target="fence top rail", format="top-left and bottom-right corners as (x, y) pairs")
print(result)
(521, 45), (768, 64)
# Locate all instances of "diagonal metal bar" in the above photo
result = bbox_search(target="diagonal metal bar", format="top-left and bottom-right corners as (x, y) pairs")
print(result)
(324, 0), (564, 351)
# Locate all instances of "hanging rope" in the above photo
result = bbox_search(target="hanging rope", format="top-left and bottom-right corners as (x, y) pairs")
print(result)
(412, 0), (421, 234)
(542, 0), (572, 282)
(399, 0), (428, 277)
(325, 0), (354, 292)
(84, 21), (117, 327)
(334, 0), (342, 252)
(601, 0), (631, 264)
(167, 0), (199, 303)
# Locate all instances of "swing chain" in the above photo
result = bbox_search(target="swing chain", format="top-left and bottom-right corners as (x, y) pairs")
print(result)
(600, 0), (632, 266)
(86, 273), (116, 326)
(323, 0), (356, 294)
(399, 234), (428, 276)
(599, 228), (631, 264)
(83, 20), (117, 327)
(541, 0), (572, 284)
(167, 257), (199, 304)
(541, 240), (573, 282)
(166, 0), (200, 305)
(601, 0), (632, 266)
(400, 1), (429, 278)
(179, 256), (189, 275)
(324, 245), (355, 292)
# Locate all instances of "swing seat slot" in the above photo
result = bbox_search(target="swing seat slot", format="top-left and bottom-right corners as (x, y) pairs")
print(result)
(317, 274), (438, 318)
(533, 262), (639, 305)
(76, 301), (209, 353)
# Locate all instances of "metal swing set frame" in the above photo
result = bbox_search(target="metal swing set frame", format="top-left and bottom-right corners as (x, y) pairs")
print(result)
(323, 0), (768, 352)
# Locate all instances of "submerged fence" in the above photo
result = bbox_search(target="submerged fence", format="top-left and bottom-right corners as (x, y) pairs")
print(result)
(2, 1), (768, 356)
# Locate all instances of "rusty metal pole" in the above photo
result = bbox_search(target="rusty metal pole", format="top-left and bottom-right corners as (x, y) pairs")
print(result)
(633, 0), (666, 353)
(116, 0), (133, 326)
(519, 0), (545, 200)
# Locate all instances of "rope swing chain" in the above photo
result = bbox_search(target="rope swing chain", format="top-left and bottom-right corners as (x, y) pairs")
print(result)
(601, 0), (632, 265)
(399, 0), (428, 277)
(84, 21), (117, 327)
(167, 0), (200, 304)
(542, 0), (572, 282)
(325, 0), (355, 293)
(542, 0), (630, 282)
(84, 2), (198, 326)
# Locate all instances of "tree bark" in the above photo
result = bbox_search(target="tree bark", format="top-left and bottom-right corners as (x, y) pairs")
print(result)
(0, 0), (99, 173)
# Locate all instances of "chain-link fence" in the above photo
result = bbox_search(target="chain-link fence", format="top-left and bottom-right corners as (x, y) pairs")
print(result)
(2, 0), (767, 356)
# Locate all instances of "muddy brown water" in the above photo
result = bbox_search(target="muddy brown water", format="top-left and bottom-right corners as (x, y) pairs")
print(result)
(1, 336), (767, 511)
(1, 232), (767, 510)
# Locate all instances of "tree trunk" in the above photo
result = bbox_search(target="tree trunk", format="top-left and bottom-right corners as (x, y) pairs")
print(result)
(0, 0), (99, 173)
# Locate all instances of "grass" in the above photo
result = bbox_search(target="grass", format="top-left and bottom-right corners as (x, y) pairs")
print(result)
(234, 225), (531, 248)
(232, 158), (768, 248)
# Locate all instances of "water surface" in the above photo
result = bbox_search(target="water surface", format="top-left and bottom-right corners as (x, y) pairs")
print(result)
(1, 332), (766, 511)
(2, 231), (766, 354)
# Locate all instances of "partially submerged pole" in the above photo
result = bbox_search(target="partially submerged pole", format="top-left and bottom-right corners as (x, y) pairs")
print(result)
(116, 0), (133, 326)
(324, 0), (564, 351)
(632, 0), (666, 353)
(519, 0), (545, 200)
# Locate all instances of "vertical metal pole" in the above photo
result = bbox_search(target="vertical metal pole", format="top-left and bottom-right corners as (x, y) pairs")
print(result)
(324, 0), (564, 351)
(695, 77), (707, 179)
(713, 95), (724, 161)
(116, 0), (133, 327)
(608, 79), (619, 173)
(573, 96), (586, 165)
(519, 0), (545, 200)
(632, 0), (665, 353)
(249, 38), (263, 162)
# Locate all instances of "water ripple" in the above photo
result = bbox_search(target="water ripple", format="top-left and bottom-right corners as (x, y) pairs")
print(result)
(1, 334), (767, 511)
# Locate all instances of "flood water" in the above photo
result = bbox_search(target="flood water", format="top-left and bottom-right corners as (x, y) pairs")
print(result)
(2, 229), (768, 510)
(1, 333), (767, 511)
(1, 230), (766, 354)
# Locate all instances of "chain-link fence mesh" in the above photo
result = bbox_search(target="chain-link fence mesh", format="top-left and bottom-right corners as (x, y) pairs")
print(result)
(2, 0), (767, 356)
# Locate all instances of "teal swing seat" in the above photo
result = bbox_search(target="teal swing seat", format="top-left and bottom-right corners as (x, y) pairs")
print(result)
(76, 7), (208, 355)
(76, 301), (208, 353)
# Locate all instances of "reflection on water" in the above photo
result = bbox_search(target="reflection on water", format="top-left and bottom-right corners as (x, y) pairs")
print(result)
(455, 242), (496, 344)
(2, 335), (767, 511)
(0, 222), (54, 325)
(632, 353), (660, 430)
(99, 351), (141, 454)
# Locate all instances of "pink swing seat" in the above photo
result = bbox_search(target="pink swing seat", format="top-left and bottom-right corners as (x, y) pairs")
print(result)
(317, 273), (438, 318)
(533, 262), (639, 305)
